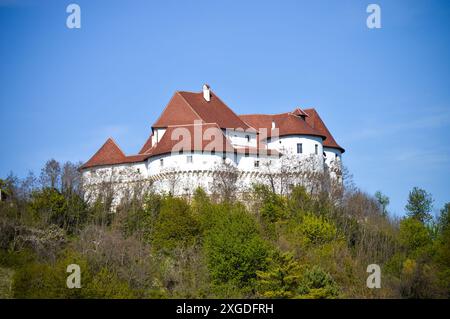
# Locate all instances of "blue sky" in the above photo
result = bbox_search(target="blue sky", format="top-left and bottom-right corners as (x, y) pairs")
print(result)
(0, 0), (449, 217)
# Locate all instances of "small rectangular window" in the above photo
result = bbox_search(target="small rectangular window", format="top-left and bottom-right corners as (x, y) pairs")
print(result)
(187, 155), (193, 163)
(315, 144), (318, 155)
(254, 160), (259, 168)
(297, 143), (303, 154)
(160, 158), (164, 167)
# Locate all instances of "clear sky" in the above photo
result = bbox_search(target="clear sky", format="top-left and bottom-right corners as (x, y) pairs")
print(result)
(1, 0), (449, 217)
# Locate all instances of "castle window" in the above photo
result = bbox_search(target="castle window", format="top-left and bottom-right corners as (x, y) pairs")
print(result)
(315, 144), (318, 155)
(254, 160), (260, 168)
(297, 143), (303, 154)
(245, 135), (250, 142)
(187, 155), (193, 163)
(160, 158), (164, 167)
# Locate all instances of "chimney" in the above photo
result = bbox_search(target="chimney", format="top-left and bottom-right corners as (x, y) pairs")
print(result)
(202, 84), (210, 102)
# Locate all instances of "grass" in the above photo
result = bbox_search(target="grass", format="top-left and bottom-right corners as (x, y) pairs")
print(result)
(0, 267), (14, 299)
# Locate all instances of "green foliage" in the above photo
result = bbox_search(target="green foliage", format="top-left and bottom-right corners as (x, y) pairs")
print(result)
(83, 267), (135, 298)
(0, 267), (14, 299)
(256, 252), (339, 299)
(251, 184), (287, 238)
(120, 193), (161, 241)
(151, 196), (199, 252)
(1, 159), (449, 299)
(287, 186), (313, 215)
(375, 191), (390, 217)
(29, 187), (88, 233)
(399, 217), (432, 256)
(12, 250), (135, 299)
(0, 249), (36, 268)
(297, 265), (340, 299)
(256, 252), (303, 298)
(287, 213), (338, 246)
(203, 204), (271, 291)
(438, 202), (450, 233)
(30, 187), (67, 225)
(405, 187), (433, 223)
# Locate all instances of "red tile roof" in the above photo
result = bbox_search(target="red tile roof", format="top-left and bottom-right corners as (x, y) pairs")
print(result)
(81, 90), (344, 169)
(143, 123), (278, 157)
(81, 138), (151, 169)
(139, 132), (153, 154)
(239, 112), (326, 140)
(292, 107), (309, 117)
(153, 90), (251, 130)
(304, 108), (345, 153)
(145, 123), (235, 156)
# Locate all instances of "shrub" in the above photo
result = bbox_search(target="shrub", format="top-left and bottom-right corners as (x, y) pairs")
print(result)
(297, 265), (340, 299)
(151, 196), (200, 252)
(203, 204), (271, 291)
(399, 217), (432, 256)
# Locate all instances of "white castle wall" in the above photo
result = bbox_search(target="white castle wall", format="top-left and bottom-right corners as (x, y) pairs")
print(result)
(268, 135), (323, 158)
(82, 134), (342, 205)
(224, 129), (257, 148)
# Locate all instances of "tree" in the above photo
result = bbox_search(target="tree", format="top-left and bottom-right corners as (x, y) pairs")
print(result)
(0, 178), (9, 201)
(375, 191), (390, 217)
(40, 159), (61, 189)
(399, 217), (432, 255)
(30, 187), (68, 227)
(438, 202), (450, 233)
(61, 161), (82, 196)
(256, 252), (303, 298)
(151, 196), (199, 252)
(203, 204), (271, 290)
(210, 162), (240, 202)
(405, 187), (433, 223)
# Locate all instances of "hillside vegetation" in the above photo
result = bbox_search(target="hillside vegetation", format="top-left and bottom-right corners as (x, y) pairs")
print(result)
(0, 159), (449, 298)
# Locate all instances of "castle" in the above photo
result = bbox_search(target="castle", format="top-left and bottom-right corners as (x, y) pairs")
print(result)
(80, 85), (344, 202)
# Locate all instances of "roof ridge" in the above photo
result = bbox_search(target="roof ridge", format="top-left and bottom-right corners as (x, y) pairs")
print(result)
(152, 92), (203, 128)
(176, 91), (208, 123)
(166, 122), (218, 128)
(106, 137), (126, 157)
